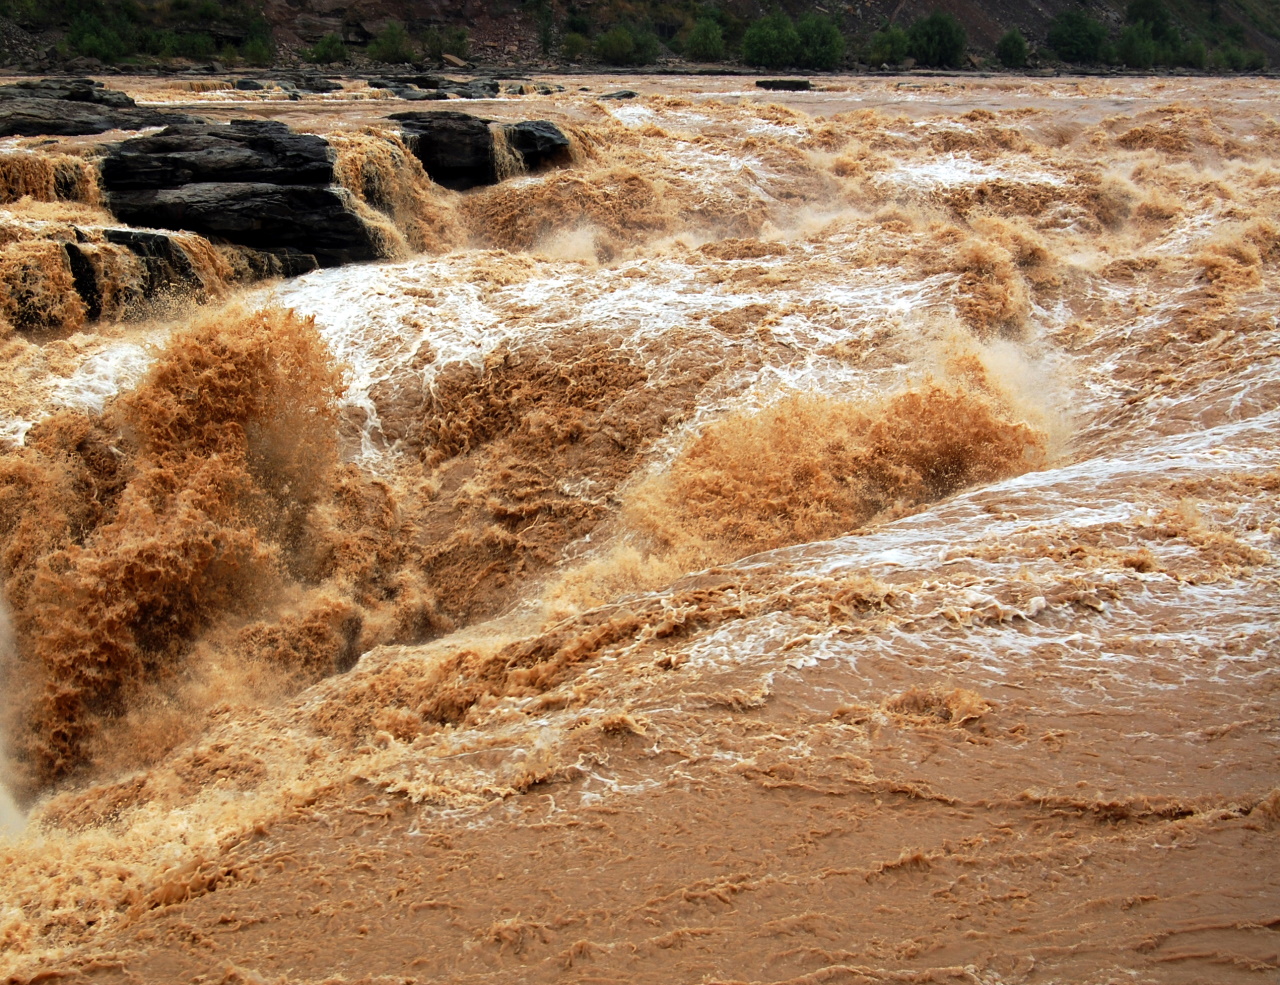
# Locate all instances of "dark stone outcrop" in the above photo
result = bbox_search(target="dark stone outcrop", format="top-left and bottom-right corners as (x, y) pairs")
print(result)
(756, 79), (812, 91)
(61, 240), (113, 322)
(63, 229), (316, 322)
(390, 110), (493, 189)
(283, 75), (343, 93)
(369, 76), (561, 101)
(371, 75), (501, 100)
(600, 89), (639, 100)
(390, 111), (571, 191)
(394, 87), (452, 102)
(99, 119), (335, 188)
(504, 120), (572, 167)
(106, 183), (376, 268)
(99, 120), (379, 267)
(100, 228), (213, 302)
(0, 79), (202, 137)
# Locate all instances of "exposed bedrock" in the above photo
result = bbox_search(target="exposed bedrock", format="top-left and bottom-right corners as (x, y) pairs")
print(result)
(369, 76), (565, 100)
(390, 110), (571, 190)
(96, 113), (571, 266)
(100, 120), (381, 267)
(0, 222), (307, 335)
(99, 119), (335, 187)
(0, 79), (202, 137)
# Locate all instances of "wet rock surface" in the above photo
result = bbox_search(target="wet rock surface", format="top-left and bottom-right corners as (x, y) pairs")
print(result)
(390, 110), (570, 190)
(59, 227), (316, 322)
(99, 120), (379, 267)
(756, 78), (812, 91)
(504, 119), (572, 165)
(370, 75), (501, 100)
(389, 110), (494, 189)
(0, 79), (202, 137)
(99, 119), (335, 187)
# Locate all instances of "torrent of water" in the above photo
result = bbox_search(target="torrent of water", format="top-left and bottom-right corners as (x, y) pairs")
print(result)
(0, 74), (1276, 985)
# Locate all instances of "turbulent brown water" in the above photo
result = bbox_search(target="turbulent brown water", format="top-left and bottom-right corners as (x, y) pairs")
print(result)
(0, 75), (1277, 984)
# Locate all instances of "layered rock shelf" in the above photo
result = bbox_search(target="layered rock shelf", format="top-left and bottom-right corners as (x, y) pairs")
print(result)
(0, 79), (202, 137)
(0, 82), (576, 336)
(99, 120), (380, 268)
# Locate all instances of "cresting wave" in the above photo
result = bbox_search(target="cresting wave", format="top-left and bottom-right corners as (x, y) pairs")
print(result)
(0, 76), (1277, 984)
(0, 309), (1048, 801)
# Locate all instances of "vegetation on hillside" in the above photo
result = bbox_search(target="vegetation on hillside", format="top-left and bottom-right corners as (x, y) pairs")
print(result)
(996, 28), (1028, 68)
(0, 0), (1270, 72)
(1044, 0), (1266, 69)
(0, 0), (273, 65)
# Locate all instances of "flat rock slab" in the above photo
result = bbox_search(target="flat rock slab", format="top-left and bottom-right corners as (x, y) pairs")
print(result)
(0, 79), (202, 137)
(755, 79), (812, 91)
(99, 120), (335, 188)
(106, 183), (376, 269)
(371, 75), (501, 100)
(100, 120), (378, 267)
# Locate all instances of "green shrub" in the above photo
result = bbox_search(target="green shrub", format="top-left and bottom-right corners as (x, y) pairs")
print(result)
(741, 12), (801, 69)
(1213, 43), (1268, 71)
(796, 13), (844, 70)
(868, 23), (909, 65)
(594, 25), (631, 62)
(686, 17), (724, 61)
(1047, 10), (1108, 62)
(594, 24), (659, 65)
(1182, 37), (1207, 68)
(242, 15), (273, 65)
(75, 30), (126, 62)
(907, 11), (966, 68)
(304, 32), (348, 64)
(561, 31), (589, 60)
(367, 21), (414, 63)
(447, 26), (470, 59)
(243, 36), (273, 66)
(68, 11), (135, 62)
(995, 28), (1027, 68)
(423, 25), (469, 62)
(0, 0), (48, 29)
(634, 26), (662, 63)
(1116, 22), (1157, 68)
(1125, 0), (1176, 44)
(531, 0), (555, 54)
(179, 31), (216, 59)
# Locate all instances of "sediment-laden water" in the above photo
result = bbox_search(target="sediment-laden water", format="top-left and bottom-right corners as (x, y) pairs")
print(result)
(0, 75), (1277, 984)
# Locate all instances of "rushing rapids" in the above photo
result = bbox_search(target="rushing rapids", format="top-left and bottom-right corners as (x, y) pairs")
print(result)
(0, 74), (1277, 984)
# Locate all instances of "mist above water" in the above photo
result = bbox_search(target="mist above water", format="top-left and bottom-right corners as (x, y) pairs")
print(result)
(0, 783), (21, 838)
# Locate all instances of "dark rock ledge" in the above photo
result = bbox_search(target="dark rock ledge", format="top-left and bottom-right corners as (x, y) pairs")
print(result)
(1, 80), (576, 282)
(99, 119), (379, 268)
(390, 110), (572, 191)
(0, 78), (202, 137)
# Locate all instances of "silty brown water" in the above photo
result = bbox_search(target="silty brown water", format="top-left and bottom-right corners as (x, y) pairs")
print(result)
(0, 74), (1276, 984)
